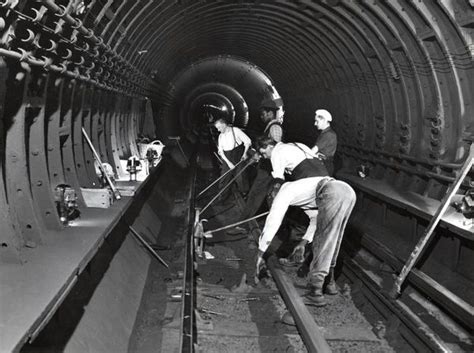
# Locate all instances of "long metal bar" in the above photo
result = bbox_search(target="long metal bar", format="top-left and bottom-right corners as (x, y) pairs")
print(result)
(200, 158), (254, 214)
(197, 158), (246, 198)
(180, 152), (198, 353)
(81, 127), (121, 200)
(268, 257), (332, 353)
(128, 225), (169, 268)
(204, 211), (269, 234)
(391, 144), (474, 297)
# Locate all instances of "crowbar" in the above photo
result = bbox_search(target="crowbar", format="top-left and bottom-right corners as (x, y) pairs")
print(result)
(390, 143), (474, 298)
(203, 211), (269, 236)
(197, 158), (247, 198)
(82, 127), (121, 200)
(201, 158), (256, 214)
(128, 225), (169, 268)
(214, 152), (224, 165)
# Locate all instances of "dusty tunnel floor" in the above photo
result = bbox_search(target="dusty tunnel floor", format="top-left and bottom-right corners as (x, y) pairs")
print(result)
(128, 159), (404, 353)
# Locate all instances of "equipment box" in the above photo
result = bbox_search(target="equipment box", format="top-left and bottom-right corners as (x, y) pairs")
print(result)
(80, 187), (113, 208)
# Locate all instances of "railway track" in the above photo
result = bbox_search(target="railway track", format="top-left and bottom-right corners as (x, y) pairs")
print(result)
(132, 146), (472, 353)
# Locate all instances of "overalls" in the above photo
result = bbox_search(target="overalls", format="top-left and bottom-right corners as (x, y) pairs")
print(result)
(242, 122), (282, 218)
(218, 128), (248, 200)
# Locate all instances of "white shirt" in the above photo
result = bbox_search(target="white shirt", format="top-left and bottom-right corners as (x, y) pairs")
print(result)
(217, 127), (251, 152)
(258, 177), (327, 253)
(270, 142), (317, 179)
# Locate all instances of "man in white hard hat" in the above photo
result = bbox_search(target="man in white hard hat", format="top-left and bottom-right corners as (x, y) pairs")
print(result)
(312, 109), (337, 176)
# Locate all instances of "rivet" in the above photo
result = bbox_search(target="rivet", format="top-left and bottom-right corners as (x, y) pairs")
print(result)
(37, 180), (42, 186)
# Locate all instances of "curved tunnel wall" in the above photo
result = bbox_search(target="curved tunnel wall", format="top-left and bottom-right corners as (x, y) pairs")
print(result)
(0, 1), (472, 265)
(0, 1), (473, 350)
(169, 56), (279, 133)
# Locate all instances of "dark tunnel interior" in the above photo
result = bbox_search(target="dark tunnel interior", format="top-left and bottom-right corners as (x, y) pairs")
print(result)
(0, 0), (473, 352)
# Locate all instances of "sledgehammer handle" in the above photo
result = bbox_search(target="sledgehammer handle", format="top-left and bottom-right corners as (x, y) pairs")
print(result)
(82, 127), (121, 200)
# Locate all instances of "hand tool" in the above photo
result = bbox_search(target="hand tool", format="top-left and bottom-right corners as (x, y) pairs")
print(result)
(128, 225), (169, 268)
(202, 211), (269, 237)
(200, 157), (255, 214)
(82, 127), (121, 200)
(197, 158), (246, 198)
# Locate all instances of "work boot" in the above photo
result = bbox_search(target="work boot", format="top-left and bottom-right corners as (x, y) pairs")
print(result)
(306, 274), (327, 307)
(324, 268), (338, 295)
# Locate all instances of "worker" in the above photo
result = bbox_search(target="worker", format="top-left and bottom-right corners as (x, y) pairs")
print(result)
(255, 137), (356, 306)
(312, 109), (337, 176)
(214, 118), (252, 201)
(227, 100), (283, 235)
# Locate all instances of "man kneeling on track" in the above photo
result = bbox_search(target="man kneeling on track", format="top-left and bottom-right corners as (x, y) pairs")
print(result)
(254, 137), (356, 306)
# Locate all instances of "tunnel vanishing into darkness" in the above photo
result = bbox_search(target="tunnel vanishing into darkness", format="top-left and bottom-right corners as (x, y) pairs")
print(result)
(0, 1), (473, 352)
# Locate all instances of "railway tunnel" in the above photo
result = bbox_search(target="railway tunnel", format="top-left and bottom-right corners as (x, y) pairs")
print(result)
(1, 0), (473, 352)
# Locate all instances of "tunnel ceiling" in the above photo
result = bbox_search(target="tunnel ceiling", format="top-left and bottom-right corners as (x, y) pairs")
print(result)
(1, 0), (473, 160)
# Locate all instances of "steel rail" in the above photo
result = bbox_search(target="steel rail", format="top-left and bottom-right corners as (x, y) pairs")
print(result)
(341, 254), (451, 352)
(232, 191), (332, 353)
(348, 227), (474, 329)
(267, 257), (332, 353)
(180, 148), (199, 353)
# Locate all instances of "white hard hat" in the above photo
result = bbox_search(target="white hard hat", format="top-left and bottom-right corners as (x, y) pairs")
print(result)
(315, 109), (332, 122)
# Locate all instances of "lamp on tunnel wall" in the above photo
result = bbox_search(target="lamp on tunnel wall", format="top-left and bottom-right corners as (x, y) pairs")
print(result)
(54, 184), (80, 225)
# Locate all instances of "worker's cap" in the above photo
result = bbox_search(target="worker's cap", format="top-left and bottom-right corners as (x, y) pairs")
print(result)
(315, 109), (332, 122)
(259, 99), (278, 111)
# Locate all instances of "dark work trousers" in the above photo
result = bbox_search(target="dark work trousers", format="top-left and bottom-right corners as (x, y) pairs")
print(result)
(241, 160), (273, 219)
(218, 144), (248, 200)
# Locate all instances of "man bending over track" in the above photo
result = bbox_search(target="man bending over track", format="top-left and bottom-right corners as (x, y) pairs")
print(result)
(255, 137), (356, 307)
